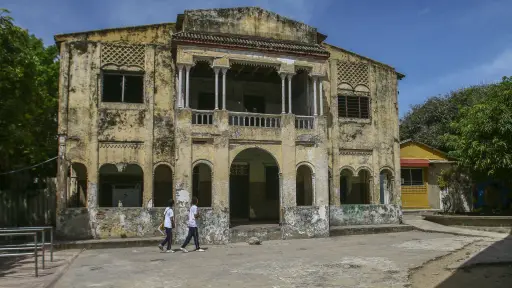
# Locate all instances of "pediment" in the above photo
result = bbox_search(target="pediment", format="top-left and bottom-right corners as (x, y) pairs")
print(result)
(180, 7), (321, 44)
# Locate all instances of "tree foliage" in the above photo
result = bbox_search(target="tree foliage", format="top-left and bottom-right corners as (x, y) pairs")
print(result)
(0, 9), (59, 181)
(445, 77), (512, 184)
(400, 85), (488, 151)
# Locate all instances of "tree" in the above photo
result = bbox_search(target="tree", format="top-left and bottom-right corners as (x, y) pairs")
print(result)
(444, 77), (512, 185)
(400, 85), (488, 151)
(0, 9), (59, 186)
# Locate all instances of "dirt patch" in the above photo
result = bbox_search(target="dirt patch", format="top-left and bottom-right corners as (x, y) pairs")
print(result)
(410, 240), (512, 288)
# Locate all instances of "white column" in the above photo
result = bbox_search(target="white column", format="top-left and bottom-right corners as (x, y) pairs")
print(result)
(177, 65), (183, 108)
(222, 68), (227, 110)
(306, 75), (310, 115)
(287, 74), (292, 114)
(281, 73), (286, 114)
(313, 76), (318, 116)
(185, 65), (191, 108)
(319, 80), (324, 116)
(214, 68), (219, 110)
(175, 74), (180, 108)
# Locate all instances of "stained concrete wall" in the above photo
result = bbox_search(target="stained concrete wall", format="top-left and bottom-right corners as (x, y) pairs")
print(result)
(324, 44), (401, 208)
(329, 205), (402, 226)
(182, 7), (318, 44)
(57, 207), (165, 240)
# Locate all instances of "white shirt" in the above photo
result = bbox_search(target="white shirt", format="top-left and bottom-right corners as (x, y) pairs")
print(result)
(163, 207), (174, 228)
(188, 205), (198, 227)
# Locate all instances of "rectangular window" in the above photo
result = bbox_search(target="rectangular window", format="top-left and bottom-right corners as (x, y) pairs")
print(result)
(102, 72), (144, 103)
(338, 95), (370, 119)
(401, 168), (424, 186)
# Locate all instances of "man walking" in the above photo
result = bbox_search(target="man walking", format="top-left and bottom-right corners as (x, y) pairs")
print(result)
(180, 196), (205, 252)
(158, 199), (175, 253)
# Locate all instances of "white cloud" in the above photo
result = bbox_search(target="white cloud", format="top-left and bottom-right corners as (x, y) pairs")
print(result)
(399, 48), (512, 115)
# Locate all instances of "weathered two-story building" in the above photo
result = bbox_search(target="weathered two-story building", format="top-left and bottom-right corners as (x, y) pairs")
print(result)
(54, 7), (404, 243)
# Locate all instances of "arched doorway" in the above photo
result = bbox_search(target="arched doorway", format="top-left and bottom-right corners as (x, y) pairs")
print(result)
(153, 164), (173, 207)
(230, 148), (280, 226)
(296, 164), (314, 206)
(99, 164), (143, 207)
(380, 169), (393, 204)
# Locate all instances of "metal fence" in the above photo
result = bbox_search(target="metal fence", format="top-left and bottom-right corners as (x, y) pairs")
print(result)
(0, 226), (54, 277)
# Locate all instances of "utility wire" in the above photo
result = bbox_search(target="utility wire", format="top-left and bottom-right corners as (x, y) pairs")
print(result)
(0, 156), (58, 175)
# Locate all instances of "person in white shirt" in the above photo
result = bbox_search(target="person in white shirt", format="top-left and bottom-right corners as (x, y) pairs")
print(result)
(180, 197), (205, 252)
(158, 199), (175, 253)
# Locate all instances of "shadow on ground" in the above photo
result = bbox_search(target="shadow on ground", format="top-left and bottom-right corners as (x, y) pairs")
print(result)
(437, 229), (512, 288)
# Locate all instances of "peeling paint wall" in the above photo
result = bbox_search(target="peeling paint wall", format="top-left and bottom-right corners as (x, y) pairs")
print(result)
(282, 205), (330, 239)
(57, 207), (165, 240)
(329, 205), (402, 226)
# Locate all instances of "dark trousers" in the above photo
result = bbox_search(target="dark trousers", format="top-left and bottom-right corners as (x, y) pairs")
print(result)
(160, 228), (172, 250)
(181, 227), (200, 249)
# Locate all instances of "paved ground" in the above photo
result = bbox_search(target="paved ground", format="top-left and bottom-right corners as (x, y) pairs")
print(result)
(403, 215), (509, 239)
(54, 231), (482, 288)
(0, 249), (82, 288)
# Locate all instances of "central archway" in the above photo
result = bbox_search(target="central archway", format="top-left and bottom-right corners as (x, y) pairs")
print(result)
(229, 148), (280, 226)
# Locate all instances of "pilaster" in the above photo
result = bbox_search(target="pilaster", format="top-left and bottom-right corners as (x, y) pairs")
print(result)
(174, 108), (192, 242)
(143, 46), (155, 207)
(280, 114), (297, 211)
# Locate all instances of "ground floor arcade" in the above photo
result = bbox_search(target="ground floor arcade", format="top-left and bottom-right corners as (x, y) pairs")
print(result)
(58, 143), (401, 243)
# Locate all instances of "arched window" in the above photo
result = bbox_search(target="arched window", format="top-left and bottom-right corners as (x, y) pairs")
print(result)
(340, 168), (371, 204)
(99, 163), (143, 207)
(296, 165), (314, 206)
(192, 162), (212, 207)
(153, 165), (173, 207)
(69, 163), (87, 207)
(380, 169), (394, 204)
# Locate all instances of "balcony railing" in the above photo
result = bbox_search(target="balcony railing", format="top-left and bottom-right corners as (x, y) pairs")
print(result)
(229, 112), (281, 128)
(295, 116), (314, 130)
(192, 110), (214, 125)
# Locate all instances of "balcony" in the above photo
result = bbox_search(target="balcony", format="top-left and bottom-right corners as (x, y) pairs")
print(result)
(295, 116), (314, 130)
(229, 112), (281, 128)
(191, 110), (214, 125)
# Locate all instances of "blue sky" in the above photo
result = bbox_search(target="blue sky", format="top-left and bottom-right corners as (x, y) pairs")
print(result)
(3, 0), (512, 117)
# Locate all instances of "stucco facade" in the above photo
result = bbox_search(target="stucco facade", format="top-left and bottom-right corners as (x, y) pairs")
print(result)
(54, 7), (404, 243)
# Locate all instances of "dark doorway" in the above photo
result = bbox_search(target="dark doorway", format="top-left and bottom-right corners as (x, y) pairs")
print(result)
(265, 166), (279, 201)
(244, 95), (265, 113)
(198, 93), (215, 110)
(229, 148), (280, 226)
(229, 164), (249, 220)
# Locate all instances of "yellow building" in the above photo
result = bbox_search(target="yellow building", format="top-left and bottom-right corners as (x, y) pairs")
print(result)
(400, 140), (454, 209)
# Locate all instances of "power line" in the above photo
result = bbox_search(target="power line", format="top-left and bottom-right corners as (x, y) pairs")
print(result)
(0, 156), (58, 175)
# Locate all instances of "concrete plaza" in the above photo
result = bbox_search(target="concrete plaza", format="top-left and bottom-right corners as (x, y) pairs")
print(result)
(53, 231), (487, 288)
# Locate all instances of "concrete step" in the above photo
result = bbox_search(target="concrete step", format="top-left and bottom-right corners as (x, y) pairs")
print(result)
(330, 224), (415, 237)
(229, 224), (282, 243)
(402, 209), (440, 216)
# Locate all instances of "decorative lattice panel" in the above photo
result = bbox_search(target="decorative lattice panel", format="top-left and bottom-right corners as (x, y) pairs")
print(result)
(230, 164), (249, 176)
(101, 43), (145, 68)
(337, 61), (369, 88)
